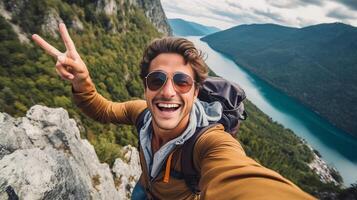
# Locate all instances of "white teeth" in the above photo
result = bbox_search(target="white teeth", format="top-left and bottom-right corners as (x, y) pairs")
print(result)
(157, 103), (179, 108)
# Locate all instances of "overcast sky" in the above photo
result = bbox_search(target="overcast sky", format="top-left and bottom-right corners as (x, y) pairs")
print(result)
(161, 0), (357, 30)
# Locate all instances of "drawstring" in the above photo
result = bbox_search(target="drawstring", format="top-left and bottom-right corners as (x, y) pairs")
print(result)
(163, 150), (176, 183)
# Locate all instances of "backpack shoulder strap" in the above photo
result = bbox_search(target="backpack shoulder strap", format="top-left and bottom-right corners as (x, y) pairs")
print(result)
(181, 123), (218, 194)
(135, 108), (149, 149)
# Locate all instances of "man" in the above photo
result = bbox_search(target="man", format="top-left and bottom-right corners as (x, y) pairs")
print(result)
(32, 23), (315, 199)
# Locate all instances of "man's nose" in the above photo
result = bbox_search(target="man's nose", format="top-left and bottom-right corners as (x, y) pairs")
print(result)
(160, 78), (176, 98)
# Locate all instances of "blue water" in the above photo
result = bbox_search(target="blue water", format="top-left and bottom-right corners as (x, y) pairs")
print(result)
(188, 36), (357, 186)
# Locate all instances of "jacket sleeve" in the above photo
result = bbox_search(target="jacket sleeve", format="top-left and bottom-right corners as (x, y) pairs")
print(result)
(194, 125), (316, 200)
(72, 85), (147, 125)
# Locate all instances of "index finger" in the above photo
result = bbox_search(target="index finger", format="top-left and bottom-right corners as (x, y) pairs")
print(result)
(32, 34), (62, 58)
(59, 23), (77, 53)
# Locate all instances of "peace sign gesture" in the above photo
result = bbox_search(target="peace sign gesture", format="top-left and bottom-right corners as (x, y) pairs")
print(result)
(32, 23), (91, 91)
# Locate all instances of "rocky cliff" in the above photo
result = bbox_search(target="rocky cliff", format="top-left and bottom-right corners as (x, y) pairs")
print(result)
(0, 0), (169, 173)
(134, 0), (172, 35)
(0, 106), (141, 199)
(95, 0), (172, 35)
(0, 0), (171, 42)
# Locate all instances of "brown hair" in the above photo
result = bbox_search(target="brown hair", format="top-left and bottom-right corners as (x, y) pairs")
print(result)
(140, 37), (209, 87)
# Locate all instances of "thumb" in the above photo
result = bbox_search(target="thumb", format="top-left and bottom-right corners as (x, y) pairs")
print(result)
(57, 55), (81, 72)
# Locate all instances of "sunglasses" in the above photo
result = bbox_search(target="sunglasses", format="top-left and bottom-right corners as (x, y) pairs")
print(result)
(145, 71), (195, 93)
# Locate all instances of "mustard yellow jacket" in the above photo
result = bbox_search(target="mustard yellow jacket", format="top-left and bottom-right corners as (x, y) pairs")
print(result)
(73, 86), (315, 200)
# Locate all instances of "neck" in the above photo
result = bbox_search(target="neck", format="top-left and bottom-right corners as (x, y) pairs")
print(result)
(151, 114), (190, 153)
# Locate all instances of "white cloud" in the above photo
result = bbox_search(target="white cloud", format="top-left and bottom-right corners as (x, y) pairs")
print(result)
(161, 0), (357, 29)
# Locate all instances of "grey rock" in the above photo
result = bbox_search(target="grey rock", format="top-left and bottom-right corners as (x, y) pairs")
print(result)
(41, 10), (63, 39)
(304, 144), (341, 185)
(135, 0), (172, 36)
(112, 145), (142, 199)
(96, 0), (172, 36)
(96, 0), (118, 16)
(0, 105), (124, 199)
(0, 1), (29, 43)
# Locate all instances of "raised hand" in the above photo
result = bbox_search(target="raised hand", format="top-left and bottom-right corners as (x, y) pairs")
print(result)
(32, 23), (92, 91)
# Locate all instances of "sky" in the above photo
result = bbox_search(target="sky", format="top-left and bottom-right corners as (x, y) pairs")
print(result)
(161, 0), (357, 30)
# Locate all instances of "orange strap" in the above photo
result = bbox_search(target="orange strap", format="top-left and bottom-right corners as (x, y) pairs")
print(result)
(163, 151), (175, 183)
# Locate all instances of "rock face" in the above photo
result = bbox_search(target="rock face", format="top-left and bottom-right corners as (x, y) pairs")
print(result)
(96, 0), (172, 36)
(0, 105), (141, 200)
(135, 0), (172, 36)
(112, 145), (142, 199)
(307, 146), (341, 185)
(1, 0), (171, 39)
(0, 1), (29, 43)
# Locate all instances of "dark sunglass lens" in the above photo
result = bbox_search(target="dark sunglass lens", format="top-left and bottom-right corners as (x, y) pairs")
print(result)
(173, 73), (193, 93)
(147, 71), (167, 91)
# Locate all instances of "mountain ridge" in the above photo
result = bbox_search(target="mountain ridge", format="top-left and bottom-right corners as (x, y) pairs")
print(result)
(202, 22), (357, 137)
(168, 18), (220, 36)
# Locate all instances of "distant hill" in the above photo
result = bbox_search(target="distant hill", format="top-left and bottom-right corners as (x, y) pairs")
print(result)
(202, 23), (357, 137)
(168, 18), (220, 36)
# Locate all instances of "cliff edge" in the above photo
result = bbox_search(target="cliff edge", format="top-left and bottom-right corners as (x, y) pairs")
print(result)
(0, 105), (141, 200)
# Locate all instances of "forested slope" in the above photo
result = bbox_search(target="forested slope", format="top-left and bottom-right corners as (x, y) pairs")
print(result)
(202, 23), (357, 137)
(0, 0), (163, 166)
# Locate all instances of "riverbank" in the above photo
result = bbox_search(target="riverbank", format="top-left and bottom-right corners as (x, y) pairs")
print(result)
(306, 143), (342, 185)
(188, 36), (357, 185)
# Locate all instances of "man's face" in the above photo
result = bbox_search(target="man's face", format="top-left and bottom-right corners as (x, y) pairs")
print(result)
(144, 53), (198, 132)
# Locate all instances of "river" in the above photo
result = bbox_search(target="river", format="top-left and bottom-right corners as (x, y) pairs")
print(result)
(188, 36), (357, 186)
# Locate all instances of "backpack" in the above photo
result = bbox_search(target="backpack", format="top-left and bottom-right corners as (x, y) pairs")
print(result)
(198, 76), (247, 134)
(135, 76), (247, 194)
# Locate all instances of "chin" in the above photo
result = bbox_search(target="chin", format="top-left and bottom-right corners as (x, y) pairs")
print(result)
(155, 119), (180, 131)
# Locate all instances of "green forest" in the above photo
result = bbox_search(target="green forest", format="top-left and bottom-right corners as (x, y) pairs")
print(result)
(202, 23), (357, 138)
(1, 0), (355, 198)
(238, 100), (339, 194)
(0, 0), (160, 166)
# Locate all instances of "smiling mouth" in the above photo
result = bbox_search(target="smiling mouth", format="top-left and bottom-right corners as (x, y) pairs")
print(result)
(156, 103), (181, 112)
